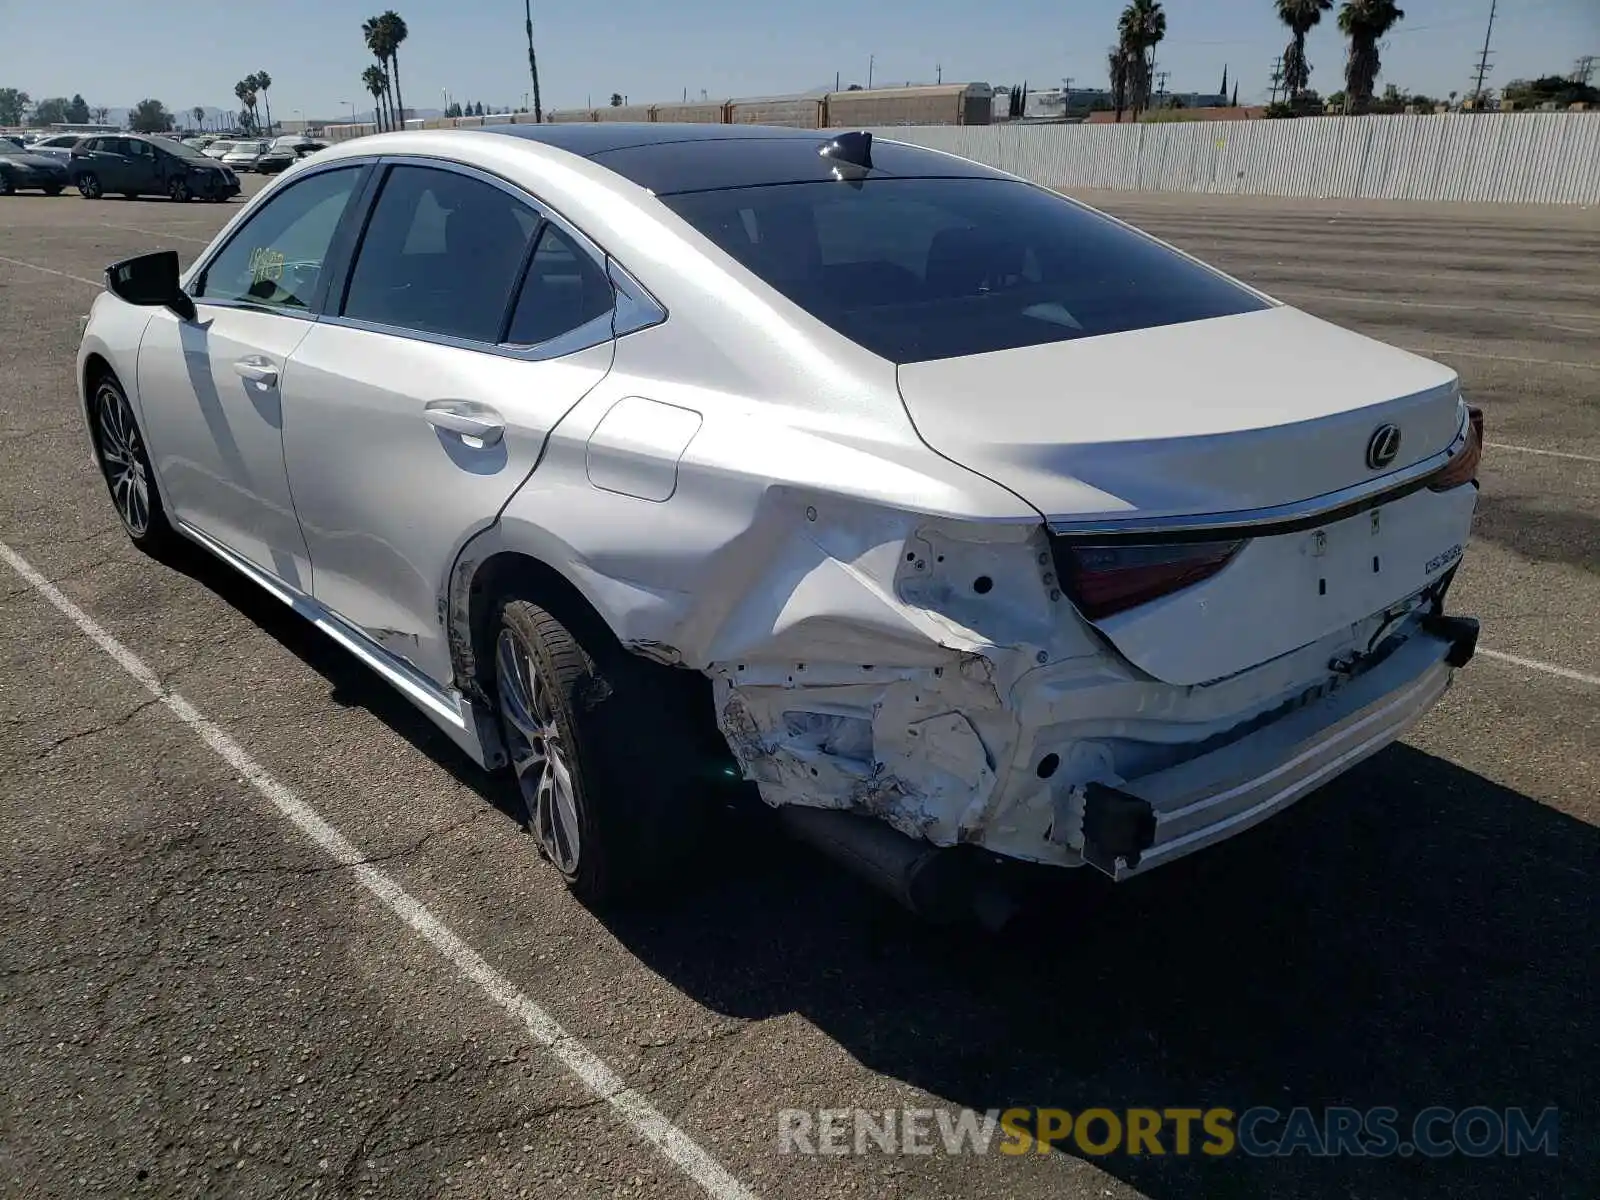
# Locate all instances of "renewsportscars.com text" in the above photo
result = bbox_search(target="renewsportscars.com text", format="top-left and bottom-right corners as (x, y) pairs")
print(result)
(777, 1105), (1560, 1158)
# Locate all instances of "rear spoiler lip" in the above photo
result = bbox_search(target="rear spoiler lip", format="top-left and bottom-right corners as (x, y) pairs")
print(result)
(1047, 410), (1471, 545)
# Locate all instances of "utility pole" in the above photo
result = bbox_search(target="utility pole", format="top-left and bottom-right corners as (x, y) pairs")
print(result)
(1471, 0), (1497, 105)
(1268, 55), (1285, 105)
(868, 54), (875, 89)
(1573, 55), (1596, 86)
(936, 63), (942, 85)
(524, 0), (543, 123)
(1155, 69), (1170, 99)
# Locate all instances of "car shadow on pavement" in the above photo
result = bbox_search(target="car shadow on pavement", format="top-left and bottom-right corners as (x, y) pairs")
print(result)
(160, 539), (524, 827)
(604, 745), (1596, 1200)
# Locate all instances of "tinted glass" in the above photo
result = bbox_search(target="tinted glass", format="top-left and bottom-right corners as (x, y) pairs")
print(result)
(662, 179), (1270, 364)
(342, 165), (539, 342)
(504, 225), (613, 346)
(197, 166), (361, 310)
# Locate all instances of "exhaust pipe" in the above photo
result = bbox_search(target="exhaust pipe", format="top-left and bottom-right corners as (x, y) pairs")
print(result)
(778, 806), (1019, 930)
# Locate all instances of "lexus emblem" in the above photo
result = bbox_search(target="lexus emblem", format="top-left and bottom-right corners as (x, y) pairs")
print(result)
(1366, 424), (1403, 470)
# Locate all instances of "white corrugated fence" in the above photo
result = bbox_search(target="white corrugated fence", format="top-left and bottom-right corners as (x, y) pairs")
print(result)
(871, 114), (1600, 205)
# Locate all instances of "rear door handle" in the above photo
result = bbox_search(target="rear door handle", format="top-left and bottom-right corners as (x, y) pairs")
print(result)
(232, 356), (278, 386)
(423, 400), (505, 447)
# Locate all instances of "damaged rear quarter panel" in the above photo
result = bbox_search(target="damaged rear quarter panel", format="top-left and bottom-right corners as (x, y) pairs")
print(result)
(462, 323), (1113, 848)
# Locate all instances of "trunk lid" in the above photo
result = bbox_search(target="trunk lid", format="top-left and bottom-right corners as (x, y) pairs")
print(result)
(896, 306), (1474, 684)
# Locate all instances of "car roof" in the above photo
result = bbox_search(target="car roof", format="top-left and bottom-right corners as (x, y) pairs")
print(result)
(476, 122), (1008, 195)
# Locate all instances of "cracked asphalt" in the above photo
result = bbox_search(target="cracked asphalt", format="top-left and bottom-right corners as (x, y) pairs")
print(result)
(1, 177), (1596, 1200)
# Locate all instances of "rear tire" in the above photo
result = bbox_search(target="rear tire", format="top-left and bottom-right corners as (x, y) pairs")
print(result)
(76, 172), (101, 199)
(168, 178), (190, 202)
(492, 597), (711, 907)
(89, 372), (177, 556)
(0, 176), (14, 196)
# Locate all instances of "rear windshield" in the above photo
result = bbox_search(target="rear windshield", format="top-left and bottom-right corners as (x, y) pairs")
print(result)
(661, 178), (1270, 364)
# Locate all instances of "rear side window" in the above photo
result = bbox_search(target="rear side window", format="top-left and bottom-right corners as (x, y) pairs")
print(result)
(662, 178), (1269, 363)
(504, 224), (613, 346)
(341, 165), (539, 342)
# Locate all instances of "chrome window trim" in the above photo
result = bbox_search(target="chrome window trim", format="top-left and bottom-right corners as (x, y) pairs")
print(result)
(1048, 411), (1470, 542)
(193, 296), (319, 323)
(316, 309), (617, 362)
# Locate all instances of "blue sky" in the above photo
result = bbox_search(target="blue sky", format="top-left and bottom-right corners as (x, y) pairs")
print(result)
(7, 0), (1596, 118)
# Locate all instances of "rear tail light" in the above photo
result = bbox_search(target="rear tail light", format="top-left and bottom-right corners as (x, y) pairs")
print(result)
(1056, 539), (1246, 620)
(1428, 405), (1484, 492)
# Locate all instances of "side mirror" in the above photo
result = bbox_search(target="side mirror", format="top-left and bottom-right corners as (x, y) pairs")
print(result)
(106, 251), (197, 322)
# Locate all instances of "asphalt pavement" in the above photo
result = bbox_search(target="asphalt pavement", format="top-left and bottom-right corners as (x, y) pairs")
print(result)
(1, 176), (1596, 1199)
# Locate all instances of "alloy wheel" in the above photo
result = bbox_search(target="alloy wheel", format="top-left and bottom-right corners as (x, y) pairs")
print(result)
(495, 627), (581, 875)
(95, 384), (151, 537)
(169, 178), (189, 202)
(78, 172), (100, 199)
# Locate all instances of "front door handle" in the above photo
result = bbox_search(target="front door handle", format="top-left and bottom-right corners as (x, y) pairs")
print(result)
(423, 400), (505, 447)
(232, 356), (278, 386)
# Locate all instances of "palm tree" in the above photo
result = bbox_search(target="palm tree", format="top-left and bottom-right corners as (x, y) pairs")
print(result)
(253, 71), (274, 134)
(376, 12), (408, 128)
(1338, 0), (1405, 113)
(1107, 45), (1132, 122)
(1117, 0), (1166, 119)
(361, 17), (393, 130)
(524, 0), (543, 123)
(361, 65), (390, 131)
(1276, 0), (1333, 102)
(191, 105), (205, 132)
(234, 80), (258, 133)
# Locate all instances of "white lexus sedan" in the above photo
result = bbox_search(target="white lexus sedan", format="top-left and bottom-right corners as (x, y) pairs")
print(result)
(76, 124), (1483, 914)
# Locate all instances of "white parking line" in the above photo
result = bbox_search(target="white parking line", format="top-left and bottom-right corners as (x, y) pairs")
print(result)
(1486, 442), (1600, 465)
(0, 538), (759, 1200)
(0, 254), (100, 288)
(1479, 649), (1600, 688)
(99, 222), (214, 245)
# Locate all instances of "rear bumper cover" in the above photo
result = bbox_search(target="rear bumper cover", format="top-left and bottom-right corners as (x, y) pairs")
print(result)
(1064, 617), (1477, 879)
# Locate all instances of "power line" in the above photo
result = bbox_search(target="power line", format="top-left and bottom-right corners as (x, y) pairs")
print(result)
(1471, 0), (1497, 104)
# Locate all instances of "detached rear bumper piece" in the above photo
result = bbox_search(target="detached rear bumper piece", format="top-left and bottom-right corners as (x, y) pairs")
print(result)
(1059, 619), (1477, 880)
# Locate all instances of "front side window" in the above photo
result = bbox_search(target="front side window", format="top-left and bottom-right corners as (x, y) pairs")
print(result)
(195, 166), (362, 311)
(662, 178), (1270, 364)
(341, 165), (540, 342)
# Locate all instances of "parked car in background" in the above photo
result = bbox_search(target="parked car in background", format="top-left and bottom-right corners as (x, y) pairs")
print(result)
(202, 140), (236, 159)
(253, 143), (300, 174)
(27, 133), (84, 162)
(2, 134), (26, 149)
(221, 140), (270, 172)
(0, 140), (70, 194)
(69, 134), (240, 201)
(73, 126), (1483, 915)
(182, 136), (215, 151)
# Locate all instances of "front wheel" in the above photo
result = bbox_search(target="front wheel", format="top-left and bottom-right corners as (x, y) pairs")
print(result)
(91, 374), (176, 555)
(0, 176), (14, 196)
(168, 177), (190, 202)
(76, 172), (101, 199)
